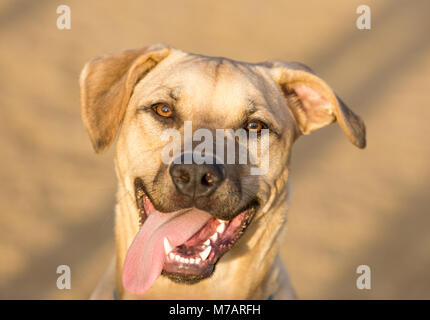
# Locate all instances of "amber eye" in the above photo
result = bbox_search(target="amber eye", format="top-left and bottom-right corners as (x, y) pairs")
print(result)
(153, 103), (173, 118)
(246, 120), (266, 132)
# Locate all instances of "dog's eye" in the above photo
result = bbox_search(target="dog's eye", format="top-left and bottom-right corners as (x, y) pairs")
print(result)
(152, 103), (173, 118)
(246, 120), (266, 132)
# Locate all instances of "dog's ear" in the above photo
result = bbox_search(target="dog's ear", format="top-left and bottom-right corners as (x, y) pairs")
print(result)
(79, 46), (171, 153)
(269, 61), (366, 148)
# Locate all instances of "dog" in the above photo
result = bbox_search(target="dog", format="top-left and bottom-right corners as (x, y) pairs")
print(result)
(80, 44), (366, 299)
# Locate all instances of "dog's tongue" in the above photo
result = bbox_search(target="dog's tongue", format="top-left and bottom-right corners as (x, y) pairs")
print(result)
(122, 208), (212, 295)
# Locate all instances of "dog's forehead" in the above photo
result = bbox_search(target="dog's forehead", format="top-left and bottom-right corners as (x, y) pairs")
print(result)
(131, 51), (291, 130)
(155, 55), (279, 120)
(178, 58), (260, 106)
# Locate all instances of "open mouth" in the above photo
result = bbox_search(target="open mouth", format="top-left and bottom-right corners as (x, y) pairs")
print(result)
(121, 178), (257, 294)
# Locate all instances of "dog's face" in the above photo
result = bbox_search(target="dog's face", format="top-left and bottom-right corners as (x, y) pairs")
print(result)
(118, 53), (296, 216)
(80, 45), (365, 295)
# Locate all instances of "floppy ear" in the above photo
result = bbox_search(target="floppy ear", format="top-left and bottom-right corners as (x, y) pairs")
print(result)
(79, 46), (171, 153)
(270, 61), (366, 148)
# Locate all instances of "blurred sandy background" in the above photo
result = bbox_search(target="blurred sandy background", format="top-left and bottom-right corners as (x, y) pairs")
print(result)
(1, 0), (429, 299)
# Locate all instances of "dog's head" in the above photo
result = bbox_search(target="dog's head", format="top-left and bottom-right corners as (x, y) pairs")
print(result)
(80, 45), (365, 295)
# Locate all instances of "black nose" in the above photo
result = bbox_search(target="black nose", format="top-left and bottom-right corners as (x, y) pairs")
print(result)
(169, 155), (225, 198)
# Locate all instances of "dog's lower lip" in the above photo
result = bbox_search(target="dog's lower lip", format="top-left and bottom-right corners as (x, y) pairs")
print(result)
(135, 187), (257, 281)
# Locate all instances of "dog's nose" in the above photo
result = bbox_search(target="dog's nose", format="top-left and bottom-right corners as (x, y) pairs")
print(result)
(169, 156), (225, 198)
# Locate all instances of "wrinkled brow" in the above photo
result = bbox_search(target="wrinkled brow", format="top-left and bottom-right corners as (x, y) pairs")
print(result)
(169, 87), (181, 100)
(243, 98), (281, 135)
(141, 85), (181, 100)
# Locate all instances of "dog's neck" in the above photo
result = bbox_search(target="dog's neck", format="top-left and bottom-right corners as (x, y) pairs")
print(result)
(113, 178), (290, 299)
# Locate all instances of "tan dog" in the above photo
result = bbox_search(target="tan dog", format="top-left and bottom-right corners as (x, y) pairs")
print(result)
(80, 44), (366, 300)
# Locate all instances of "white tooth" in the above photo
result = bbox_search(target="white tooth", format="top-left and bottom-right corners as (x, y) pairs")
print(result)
(175, 255), (180, 262)
(199, 246), (211, 261)
(190, 258), (195, 264)
(196, 257), (201, 264)
(180, 257), (185, 263)
(163, 237), (174, 255)
(169, 252), (175, 260)
(203, 239), (210, 246)
(184, 258), (189, 264)
(210, 233), (218, 242)
(216, 223), (226, 234)
(217, 218), (227, 223)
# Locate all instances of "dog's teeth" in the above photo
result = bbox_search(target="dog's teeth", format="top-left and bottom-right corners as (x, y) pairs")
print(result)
(175, 255), (180, 262)
(184, 258), (189, 264)
(169, 252), (175, 260)
(217, 218), (227, 223)
(199, 246), (211, 261)
(196, 257), (201, 264)
(210, 233), (218, 242)
(190, 258), (195, 264)
(203, 239), (210, 246)
(163, 237), (174, 255)
(216, 223), (226, 234)
(180, 257), (185, 263)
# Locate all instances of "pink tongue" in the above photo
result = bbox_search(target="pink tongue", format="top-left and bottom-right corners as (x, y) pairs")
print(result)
(122, 208), (212, 295)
